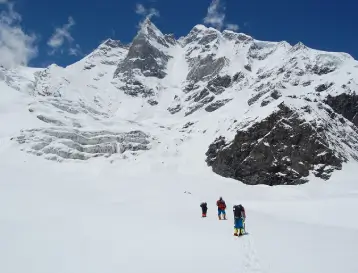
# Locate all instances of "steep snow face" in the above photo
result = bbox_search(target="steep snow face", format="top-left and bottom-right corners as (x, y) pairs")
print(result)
(77, 39), (129, 69)
(2, 20), (358, 182)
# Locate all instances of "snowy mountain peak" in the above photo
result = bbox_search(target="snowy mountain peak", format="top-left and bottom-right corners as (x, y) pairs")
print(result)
(101, 38), (128, 49)
(139, 18), (163, 37)
(135, 18), (177, 49)
(72, 38), (129, 70)
(183, 24), (221, 46)
(3, 21), (358, 185)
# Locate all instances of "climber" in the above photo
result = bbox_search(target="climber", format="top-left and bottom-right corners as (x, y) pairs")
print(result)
(200, 202), (208, 217)
(216, 197), (227, 220)
(233, 204), (246, 236)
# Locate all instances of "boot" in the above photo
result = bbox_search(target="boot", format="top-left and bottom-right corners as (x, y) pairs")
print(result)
(223, 214), (227, 220)
(234, 228), (238, 236)
(218, 215), (222, 220)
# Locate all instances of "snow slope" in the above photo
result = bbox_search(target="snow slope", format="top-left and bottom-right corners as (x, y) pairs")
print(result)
(1, 20), (358, 273)
(1, 132), (358, 273)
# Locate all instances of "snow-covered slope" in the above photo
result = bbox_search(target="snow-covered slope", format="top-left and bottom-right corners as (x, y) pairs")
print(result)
(2, 19), (358, 184)
(1, 131), (358, 273)
(1, 19), (358, 273)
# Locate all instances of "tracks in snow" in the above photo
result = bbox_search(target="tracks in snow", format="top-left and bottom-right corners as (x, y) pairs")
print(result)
(239, 235), (264, 273)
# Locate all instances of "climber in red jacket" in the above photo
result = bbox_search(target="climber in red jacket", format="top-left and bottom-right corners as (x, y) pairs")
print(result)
(216, 197), (227, 220)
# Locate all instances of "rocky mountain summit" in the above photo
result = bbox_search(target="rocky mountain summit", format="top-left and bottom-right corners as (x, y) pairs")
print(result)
(2, 19), (358, 185)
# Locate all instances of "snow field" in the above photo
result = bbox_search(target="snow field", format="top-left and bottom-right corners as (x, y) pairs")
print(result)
(1, 143), (358, 273)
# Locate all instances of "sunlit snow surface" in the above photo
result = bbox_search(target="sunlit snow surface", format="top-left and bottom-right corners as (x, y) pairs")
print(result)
(1, 135), (358, 273)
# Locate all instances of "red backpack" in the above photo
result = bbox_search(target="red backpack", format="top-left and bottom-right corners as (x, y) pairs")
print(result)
(217, 199), (226, 209)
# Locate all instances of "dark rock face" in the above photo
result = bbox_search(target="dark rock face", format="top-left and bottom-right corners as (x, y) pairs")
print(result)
(205, 99), (232, 112)
(194, 89), (210, 102)
(183, 122), (195, 129)
(311, 64), (336, 75)
(233, 72), (245, 82)
(168, 104), (182, 114)
(325, 93), (358, 127)
(118, 80), (154, 98)
(222, 31), (253, 44)
(270, 90), (282, 100)
(315, 82), (334, 92)
(147, 99), (158, 106)
(208, 75), (232, 88)
(260, 90), (282, 107)
(207, 85), (225, 95)
(206, 75), (232, 95)
(184, 95), (215, 116)
(114, 20), (172, 80)
(206, 103), (344, 185)
(244, 64), (252, 72)
(248, 89), (270, 106)
(187, 55), (228, 83)
(198, 33), (219, 46)
(201, 95), (215, 104)
(164, 34), (176, 46)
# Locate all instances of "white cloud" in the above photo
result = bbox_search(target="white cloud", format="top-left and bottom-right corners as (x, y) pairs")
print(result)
(135, 3), (146, 15)
(135, 3), (159, 19)
(68, 44), (81, 56)
(47, 16), (77, 55)
(135, 3), (160, 30)
(0, 2), (37, 68)
(203, 0), (226, 30)
(226, 23), (239, 32)
(203, 0), (239, 32)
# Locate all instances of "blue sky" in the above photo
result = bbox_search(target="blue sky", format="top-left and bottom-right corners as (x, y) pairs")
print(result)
(0, 0), (357, 68)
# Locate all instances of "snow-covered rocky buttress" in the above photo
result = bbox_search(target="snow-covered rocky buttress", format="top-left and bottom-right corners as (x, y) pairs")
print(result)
(2, 19), (358, 185)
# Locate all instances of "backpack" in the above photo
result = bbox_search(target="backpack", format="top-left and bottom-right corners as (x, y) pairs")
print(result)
(233, 205), (244, 218)
(217, 199), (226, 209)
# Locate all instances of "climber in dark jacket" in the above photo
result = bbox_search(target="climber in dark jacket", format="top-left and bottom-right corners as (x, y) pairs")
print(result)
(200, 202), (208, 217)
(233, 204), (246, 236)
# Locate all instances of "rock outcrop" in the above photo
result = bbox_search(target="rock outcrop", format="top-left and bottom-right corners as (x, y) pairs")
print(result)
(206, 103), (358, 185)
(325, 93), (358, 127)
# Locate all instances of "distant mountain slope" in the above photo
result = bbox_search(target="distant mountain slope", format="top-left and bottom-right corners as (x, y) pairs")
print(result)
(2, 19), (358, 185)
